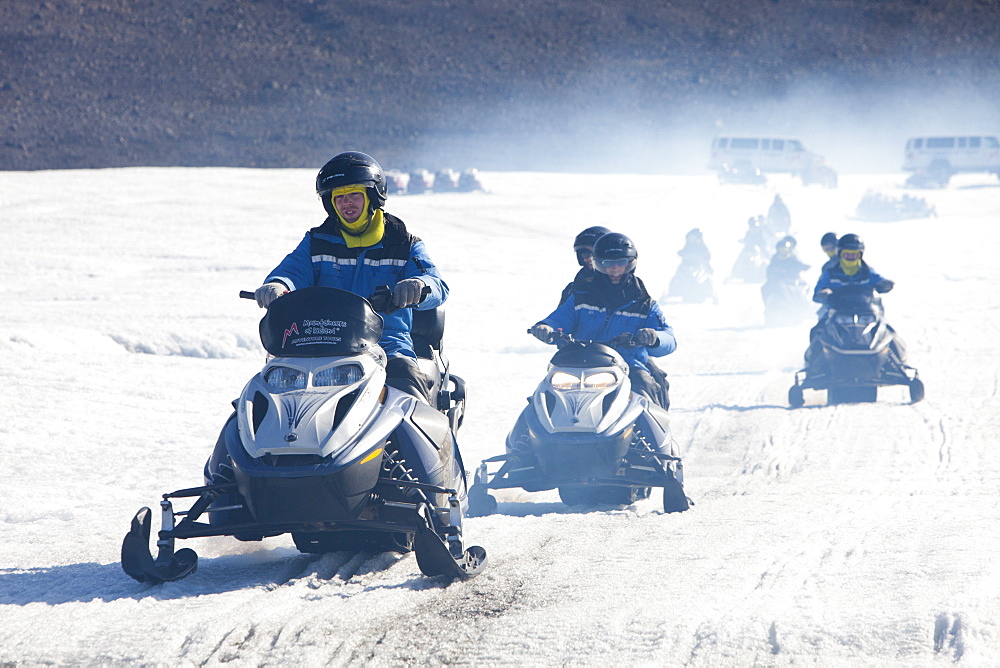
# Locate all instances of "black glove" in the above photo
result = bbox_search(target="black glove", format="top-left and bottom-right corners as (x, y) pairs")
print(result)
(875, 279), (895, 293)
(608, 332), (635, 348)
(815, 288), (833, 303)
(531, 323), (554, 343)
(636, 328), (658, 346)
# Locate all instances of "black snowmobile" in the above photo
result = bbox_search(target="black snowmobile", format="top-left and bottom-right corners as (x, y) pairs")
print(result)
(789, 285), (924, 406)
(121, 287), (486, 584)
(468, 333), (690, 515)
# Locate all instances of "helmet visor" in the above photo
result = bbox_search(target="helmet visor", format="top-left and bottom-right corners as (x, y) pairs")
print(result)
(840, 250), (861, 261)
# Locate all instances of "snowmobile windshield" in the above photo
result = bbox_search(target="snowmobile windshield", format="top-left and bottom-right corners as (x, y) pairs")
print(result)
(259, 287), (384, 358)
(549, 341), (625, 370)
(827, 287), (881, 317)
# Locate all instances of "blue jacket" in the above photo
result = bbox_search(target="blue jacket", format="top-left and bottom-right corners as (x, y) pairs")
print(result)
(539, 274), (676, 372)
(813, 260), (889, 304)
(265, 213), (447, 358)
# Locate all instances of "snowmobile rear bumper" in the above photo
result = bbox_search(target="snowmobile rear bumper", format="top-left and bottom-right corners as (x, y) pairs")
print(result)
(121, 477), (486, 584)
(475, 449), (681, 492)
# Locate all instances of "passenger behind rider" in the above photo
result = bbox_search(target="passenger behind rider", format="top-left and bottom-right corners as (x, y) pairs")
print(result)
(530, 233), (676, 409)
(253, 151), (447, 401)
(559, 225), (610, 305)
(820, 232), (838, 270)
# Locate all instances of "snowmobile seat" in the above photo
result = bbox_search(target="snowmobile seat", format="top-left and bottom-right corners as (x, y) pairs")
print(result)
(411, 307), (445, 359)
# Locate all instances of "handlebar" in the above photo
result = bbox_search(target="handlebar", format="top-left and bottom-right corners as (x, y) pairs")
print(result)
(240, 285), (431, 314)
(527, 328), (639, 348)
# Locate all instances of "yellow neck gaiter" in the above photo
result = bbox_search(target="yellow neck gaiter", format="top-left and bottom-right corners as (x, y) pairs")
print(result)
(330, 186), (385, 248)
(840, 258), (862, 276)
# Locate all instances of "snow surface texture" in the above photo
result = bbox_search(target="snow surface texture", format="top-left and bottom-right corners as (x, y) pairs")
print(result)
(1, 168), (998, 665)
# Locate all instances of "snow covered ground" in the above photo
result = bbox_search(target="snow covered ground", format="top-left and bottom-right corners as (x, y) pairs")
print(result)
(2, 166), (999, 665)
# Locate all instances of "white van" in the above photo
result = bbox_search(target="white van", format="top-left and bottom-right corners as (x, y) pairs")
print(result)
(708, 136), (837, 187)
(902, 136), (1000, 182)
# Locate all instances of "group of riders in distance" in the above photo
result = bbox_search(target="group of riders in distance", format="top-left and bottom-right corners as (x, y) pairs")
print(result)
(119, 152), (921, 586)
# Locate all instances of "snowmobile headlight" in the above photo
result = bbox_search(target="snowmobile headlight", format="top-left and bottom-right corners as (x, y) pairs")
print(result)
(264, 365), (308, 390)
(314, 363), (364, 387)
(550, 371), (581, 390)
(583, 372), (617, 389)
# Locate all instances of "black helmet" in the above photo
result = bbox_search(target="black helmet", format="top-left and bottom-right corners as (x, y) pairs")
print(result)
(820, 232), (838, 248)
(574, 226), (611, 251)
(592, 232), (638, 275)
(315, 152), (387, 215)
(837, 233), (865, 254)
(573, 225), (611, 266)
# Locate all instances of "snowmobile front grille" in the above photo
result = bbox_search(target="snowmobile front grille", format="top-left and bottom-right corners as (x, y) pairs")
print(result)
(259, 453), (326, 467)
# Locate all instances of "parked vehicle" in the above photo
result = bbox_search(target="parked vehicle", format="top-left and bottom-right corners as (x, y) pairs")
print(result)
(709, 136), (837, 187)
(902, 135), (1000, 186)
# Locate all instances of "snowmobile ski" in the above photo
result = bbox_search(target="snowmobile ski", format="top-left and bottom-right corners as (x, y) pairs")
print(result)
(121, 506), (198, 584)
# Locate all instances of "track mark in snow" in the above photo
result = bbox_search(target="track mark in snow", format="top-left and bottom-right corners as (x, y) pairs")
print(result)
(768, 621), (781, 655)
(205, 622), (263, 664)
(934, 613), (965, 661)
(935, 418), (952, 471)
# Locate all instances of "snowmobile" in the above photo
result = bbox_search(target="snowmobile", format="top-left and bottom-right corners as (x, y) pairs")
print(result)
(468, 332), (690, 515)
(855, 190), (937, 222)
(121, 286), (486, 584)
(667, 257), (717, 304)
(456, 168), (484, 192)
(728, 238), (771, 283)
(788, 285), (924, 407)
(717, 161), (767, 186)
(667, 231), (718, 304)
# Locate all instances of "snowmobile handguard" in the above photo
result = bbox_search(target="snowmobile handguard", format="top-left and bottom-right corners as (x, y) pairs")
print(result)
(367, 284), (432, 314)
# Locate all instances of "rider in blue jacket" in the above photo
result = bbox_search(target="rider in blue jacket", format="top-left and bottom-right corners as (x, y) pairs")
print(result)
(253, 152), (448, 400)
(812, 233), (894, 303)
(531, 233), (676, 408)
(804, 233), (896, 370)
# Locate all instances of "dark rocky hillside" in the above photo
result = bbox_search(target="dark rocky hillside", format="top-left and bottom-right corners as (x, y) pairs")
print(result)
(2, 0), (998, 172)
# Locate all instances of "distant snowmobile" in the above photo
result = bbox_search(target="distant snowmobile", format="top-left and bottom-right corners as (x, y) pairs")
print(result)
(855, 190), (936, 221)
(717, 161), (767, 186)
(761, 236), (812, 326)
(789, 285), (923, 406)
(121, 287), (486, 584)
(667, 229), (717, 304)
(456, 168), (484, 192)
(468, 333), (690, 515)
(728, 216), (772, 283)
